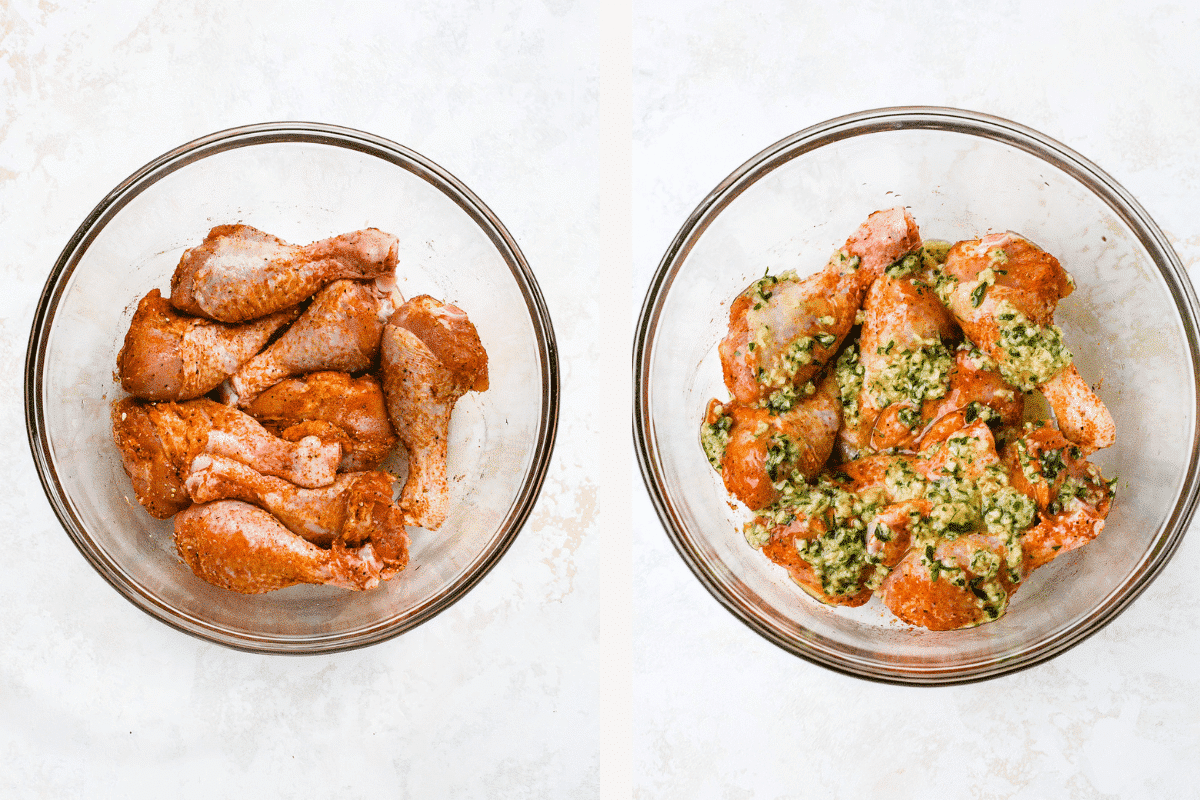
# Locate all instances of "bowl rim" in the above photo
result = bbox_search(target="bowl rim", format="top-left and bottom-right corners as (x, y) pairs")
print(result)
(633, 105), (1200, 685)
(25, 121), (560, 655)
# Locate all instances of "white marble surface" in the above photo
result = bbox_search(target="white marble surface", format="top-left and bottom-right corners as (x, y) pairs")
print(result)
(633, 2), (1200, 798)
(0, 1), (616, 797)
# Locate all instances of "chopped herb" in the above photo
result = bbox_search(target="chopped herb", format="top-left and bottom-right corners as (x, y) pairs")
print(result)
(1039, 448), (1067, 482)
(962, 401), (997, 425)
(867, 339), (953, 410)
(993, 301), (1072, 391)
(815, 332), (837, 348)
(764, 385), (798, 414)
(970, 281), (988, 307)
(834, 344), (865, 429)
(886, 252), (921, 278)
(765, 434), (802, 483)
(700, 413), (733, 471)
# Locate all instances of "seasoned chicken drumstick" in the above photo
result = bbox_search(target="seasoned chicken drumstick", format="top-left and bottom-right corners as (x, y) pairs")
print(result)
(836, 262), (1024, 457)
(1001, 423), (1115, 571)
(170, 224), (398, 323)
(229, 280), (387, 406)
(938, 232), (1115, 452)
(174, 500), (387, 594)
(117, 289), (300, 401)
(836, 267), (959, 458)
(719, 207), (922, 407)
(874, 421), (1025, 630)
(381, 295), (488, 531)
(244, 371), (397, 472)
(185, 454), (410, 573)
(702, 371), (842, 511)
(112, 396), (341, 518)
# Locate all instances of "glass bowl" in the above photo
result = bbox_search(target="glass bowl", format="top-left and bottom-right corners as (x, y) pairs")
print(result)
(26, 122), (559, 654)
(634, 107), (1200, 684)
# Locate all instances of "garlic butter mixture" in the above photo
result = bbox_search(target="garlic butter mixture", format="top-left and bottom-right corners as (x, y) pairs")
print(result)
(702, 208), (1116, 630)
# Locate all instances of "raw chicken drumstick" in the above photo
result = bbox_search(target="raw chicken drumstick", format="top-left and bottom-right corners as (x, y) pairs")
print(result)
(874, 421), (1022, 630)
(719, 207), (922, 407)
(702, 371), (842, 511)
(185, 454), (410, 572)
(112, 396), (341, 518)
(938, 232), (1115, 452)
(381, 295), (489, 530)
(174, 500), (387, 594)
(837, 268), (959, 458)
(117, 289), (300, 401)
(879, 528), (1024, 631)
(243, 371), (397, 472)
(229, 280), (387, 406)
(837, 267), (1025, 457)
(170, 224), (398, 323)
(745, 418), (1042, 628)
(868, 348), (1024, 454)
(1001, 424), (1114, 571)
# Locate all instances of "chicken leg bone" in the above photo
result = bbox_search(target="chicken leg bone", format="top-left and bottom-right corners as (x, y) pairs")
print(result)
(229, 280), (386, 406)
(174, 500), (386, 594)
(170, 224), (398, 323)
(112, 397), (341, 518)
(938, 232), (1115, 452)
(380, 295), (488, 530)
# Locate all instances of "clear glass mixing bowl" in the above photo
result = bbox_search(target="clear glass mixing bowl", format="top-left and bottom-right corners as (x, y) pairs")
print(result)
(634, 107), (1200, 684)
(26, 122), (559, 654)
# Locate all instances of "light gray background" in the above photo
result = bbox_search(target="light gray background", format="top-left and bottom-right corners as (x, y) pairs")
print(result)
(633, 2), (1200, 798)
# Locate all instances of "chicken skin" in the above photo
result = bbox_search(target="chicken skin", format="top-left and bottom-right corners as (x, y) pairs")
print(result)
(707, 214), (1118, 630)
(170, 224), (398, 323)
(185, 455), (410, 570)
(174, 500), (388, 594)
(117, 289), (300, 401)
(1038, 365), (1115, 456)
(702, 371), (841, 511)
(112, 396), (341, 518)
(380, 295), (488, 530)
(719, 207), (922, 407)
(868, 348), (1025, 454)
(878, 531), (1022, 631)
(243, 371), (397, 472)
(939, 232), (1115, 453)
(1001, 423), (1115, 570)
(229, 280), (387, 406)
(837, 270), (959, 458)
